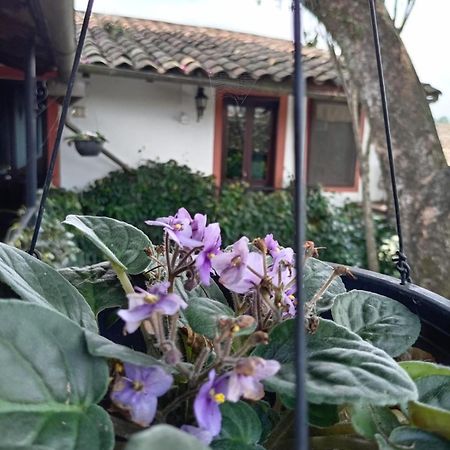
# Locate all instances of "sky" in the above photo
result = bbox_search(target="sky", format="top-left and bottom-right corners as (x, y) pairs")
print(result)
(74, 0), (450, 120)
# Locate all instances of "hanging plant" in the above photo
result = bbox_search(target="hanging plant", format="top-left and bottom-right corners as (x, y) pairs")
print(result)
(0, 208), (449, 449)
(65, 131), (107, 156)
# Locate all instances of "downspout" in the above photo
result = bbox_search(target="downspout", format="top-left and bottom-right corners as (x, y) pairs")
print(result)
(25, 39), (37, 208)
(37, 0), (76, 82)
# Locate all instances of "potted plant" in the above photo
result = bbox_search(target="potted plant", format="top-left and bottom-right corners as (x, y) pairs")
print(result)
(65, 130), (107, 156)
(0, 208), (449, 449)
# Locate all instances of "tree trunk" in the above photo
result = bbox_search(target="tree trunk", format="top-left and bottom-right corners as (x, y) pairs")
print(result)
(304, 0), (450, 298)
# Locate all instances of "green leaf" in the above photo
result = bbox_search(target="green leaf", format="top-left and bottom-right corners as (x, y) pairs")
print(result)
(0, 405), (113, 450)
(125, 424), (210, 450)
(409, 401), (450, 440)
(252, 320), (296, 402)
(331, 290), (421, 357)
(189, 279), (229, 305)
(0, 243), (97, 331)
(416, 376), (450, 411)
(254, 319), (417, 407)
(211, 441), (265, 450)
(59, 263), (126, 316)
(251, 401), (279, 442)
(84, 331), (165, 368)
(218, 401), (262, 445)
(185, 297), (234, 339)
(309, 404), (340, 428)
(399, 361), (450, 381)
(303, 258), (346, 312)
(350, 403), (400, 439)
(63, 215), (152, 274)
(0, 301), (112, 449)
(307, 319), (418, 405)
(375, 426), (450, 450)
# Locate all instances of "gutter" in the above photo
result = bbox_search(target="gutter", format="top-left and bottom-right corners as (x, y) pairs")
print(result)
(37, 0), (76, 82)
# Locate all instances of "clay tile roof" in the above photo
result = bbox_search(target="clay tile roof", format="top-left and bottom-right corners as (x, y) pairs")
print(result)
(77, 12), (340, 86)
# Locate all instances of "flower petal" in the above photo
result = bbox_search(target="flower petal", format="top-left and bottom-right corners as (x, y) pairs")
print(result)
(130, 394), (157, 427)
(143, 366), (174, 396)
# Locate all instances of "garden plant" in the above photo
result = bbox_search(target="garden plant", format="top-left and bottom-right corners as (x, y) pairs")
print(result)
(0, 208), (449, 449)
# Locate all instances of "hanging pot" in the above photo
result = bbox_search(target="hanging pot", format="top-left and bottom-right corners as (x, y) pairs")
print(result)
(74, 139), (103, 157)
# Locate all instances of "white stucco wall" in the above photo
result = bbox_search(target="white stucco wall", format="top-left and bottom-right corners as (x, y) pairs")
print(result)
(61, 74), (216, 189)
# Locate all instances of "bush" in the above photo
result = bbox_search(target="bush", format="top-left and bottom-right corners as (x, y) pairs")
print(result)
(17, 160), (396, 273)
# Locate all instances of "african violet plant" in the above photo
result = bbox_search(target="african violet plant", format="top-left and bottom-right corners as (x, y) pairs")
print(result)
(0, 208), (449, 450)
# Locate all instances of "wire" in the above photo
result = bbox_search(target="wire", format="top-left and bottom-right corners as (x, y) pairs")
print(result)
(293, 1), (309, 449)
(368, 0), (412, 284)
(29, 0), (95, 254)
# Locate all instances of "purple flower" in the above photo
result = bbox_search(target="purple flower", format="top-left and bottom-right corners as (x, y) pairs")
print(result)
(212, 236), (249, 286)
(181, 425), (214, 445)
(191, 213), (207, 242)
(227, 357), (280, 402)
(118, 282), (187, 334)
(145, 208), (203, 248)
(194, 370), (229, 436)
(225, 251), (265, 294)
(111, 363), (173, 426)
(264, 234), (280, 256)
(196, 223), (221, 285)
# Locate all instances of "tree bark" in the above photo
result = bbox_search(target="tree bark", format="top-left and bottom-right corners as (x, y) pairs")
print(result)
(305, 0), (450, 297)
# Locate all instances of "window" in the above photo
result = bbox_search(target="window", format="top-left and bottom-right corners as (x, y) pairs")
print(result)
(214, 91), (287, 190)
(307, 100), (358, 189)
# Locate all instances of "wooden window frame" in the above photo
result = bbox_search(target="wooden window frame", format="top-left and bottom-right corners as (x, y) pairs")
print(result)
(213, 88), (288, 189)
(306, 97), (361, 193)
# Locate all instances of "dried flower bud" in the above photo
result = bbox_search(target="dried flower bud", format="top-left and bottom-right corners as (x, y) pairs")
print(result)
(249, 331), (269, 345)
(253, 238), (267, 254)
(218, 317), (234, 330)
(236, 315), (256, 330)
(333, 265), (356, 279)
(144, 247), (154, 257)
(304, 241), (319, 258)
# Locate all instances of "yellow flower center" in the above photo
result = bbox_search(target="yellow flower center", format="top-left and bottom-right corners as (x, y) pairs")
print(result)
(208, 252), (216, 260)
(133, 381), (144, 392)
(231, 325), (240, 333)
(144, 294), (158, 304)
(174, 223), (183, 231)
(210, 389), (225, 404)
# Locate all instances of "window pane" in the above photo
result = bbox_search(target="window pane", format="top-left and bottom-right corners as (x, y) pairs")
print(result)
(225, 104), (246, 180)
(251, 106), (273, 181)
(308, 102), (357, 187)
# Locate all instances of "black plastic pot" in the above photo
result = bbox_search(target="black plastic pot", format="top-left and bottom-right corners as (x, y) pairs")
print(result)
(339, 267), (450, 364)
(74, 140), (103, 156)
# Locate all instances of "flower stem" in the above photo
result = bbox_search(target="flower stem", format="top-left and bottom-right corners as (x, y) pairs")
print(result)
(112, 263), (134, 295)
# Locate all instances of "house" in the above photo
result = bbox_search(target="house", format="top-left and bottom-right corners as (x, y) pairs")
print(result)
(0, 1), (77, 237)
(61, 12), (387, 204)
(0, 6), (441, 238)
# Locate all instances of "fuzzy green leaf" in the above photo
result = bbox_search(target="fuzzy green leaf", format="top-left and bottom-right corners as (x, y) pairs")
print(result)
(331, 290), (421, 357)
(399, 361), (450, 381)
(350, 403), (400, 439)
(0, 301), (112, 449)
(375, 426), (450, 450)
(303, 258), (346, 312)
(308, 319), (418, 405)
(59, 263), (126, 316)
(185, 297), (234, 339)
(415, 375), (450, 411)
(0, 243), (97, 331)
(218, 401), (262, 445)
(409, 401), (450, 440)
(63, 215), (152, 274)
(125, 424), (210, 450)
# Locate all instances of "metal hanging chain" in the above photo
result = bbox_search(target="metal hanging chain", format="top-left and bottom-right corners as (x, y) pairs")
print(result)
(292, 1), (309, 449)
(368, 0), (412, 284)
(29, 0), (95, 255)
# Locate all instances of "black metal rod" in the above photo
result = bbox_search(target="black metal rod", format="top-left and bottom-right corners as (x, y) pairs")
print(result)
(25, 39), (37, 208)
(29, 0), (95, 254)
(368, 0), (411, 284)
(293, 1), (308, 449)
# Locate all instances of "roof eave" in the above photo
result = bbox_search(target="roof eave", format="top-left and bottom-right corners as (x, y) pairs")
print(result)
(38, 0), (76, 81)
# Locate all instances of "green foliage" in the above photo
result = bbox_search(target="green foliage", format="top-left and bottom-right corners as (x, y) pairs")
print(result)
(0, 243), (97, 331)
(331, 290), (421, 357)
(0, 301), (112, 450)
(13, 161), (396, 273)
